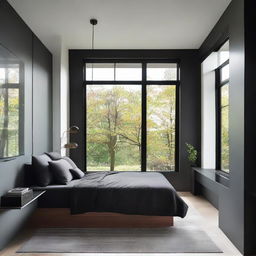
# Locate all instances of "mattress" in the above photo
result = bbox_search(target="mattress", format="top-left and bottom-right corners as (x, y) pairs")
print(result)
(33, 171), (188, 217)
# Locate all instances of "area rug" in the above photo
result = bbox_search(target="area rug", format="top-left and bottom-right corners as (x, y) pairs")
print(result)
(17, 227), (222, 253)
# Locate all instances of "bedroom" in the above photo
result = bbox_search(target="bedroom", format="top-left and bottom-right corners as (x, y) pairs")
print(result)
(0, 0), (255, 255)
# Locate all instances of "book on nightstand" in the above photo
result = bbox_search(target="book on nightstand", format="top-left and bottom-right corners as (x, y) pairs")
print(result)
(1, 188), (34, 207)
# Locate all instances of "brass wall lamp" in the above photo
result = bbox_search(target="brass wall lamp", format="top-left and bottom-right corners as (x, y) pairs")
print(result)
(64, 143), (78, 149)
(67, 126), (79, 134)
(63, 126), (79, 149)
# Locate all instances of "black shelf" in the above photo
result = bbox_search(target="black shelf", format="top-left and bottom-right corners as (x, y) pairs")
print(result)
(0, 190), (45, 209)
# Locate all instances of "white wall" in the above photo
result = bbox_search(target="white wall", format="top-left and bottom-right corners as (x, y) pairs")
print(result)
(60, 45), (69, 156)
(201, 52), (218, 168)
(52, 38), (69, 155)
(52, 39), (61, 153)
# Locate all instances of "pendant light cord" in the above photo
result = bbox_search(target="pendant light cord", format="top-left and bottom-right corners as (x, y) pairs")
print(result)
(92, 23), (95, 50)
(90, 19), (98, 80)
(91, 23), (95, 80)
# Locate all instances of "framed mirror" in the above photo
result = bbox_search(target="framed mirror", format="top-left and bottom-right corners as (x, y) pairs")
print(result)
(0, 44), (24, 159)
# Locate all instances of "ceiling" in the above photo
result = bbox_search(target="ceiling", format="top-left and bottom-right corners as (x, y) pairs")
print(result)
(8, 0), (231, 54)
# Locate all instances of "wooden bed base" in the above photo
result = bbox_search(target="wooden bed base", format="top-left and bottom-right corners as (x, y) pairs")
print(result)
(28, 208), (173, 228)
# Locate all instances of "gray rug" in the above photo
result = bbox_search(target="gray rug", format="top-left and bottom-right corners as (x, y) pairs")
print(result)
(18, 227), (222, 253)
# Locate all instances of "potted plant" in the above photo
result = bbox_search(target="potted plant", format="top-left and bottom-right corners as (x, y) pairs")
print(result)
(185, 143), (198, 167)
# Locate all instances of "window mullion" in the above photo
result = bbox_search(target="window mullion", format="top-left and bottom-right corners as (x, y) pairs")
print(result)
(141, 62), (147, 172)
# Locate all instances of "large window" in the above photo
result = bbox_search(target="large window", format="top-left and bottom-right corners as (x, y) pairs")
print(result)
(216, 41), (229, 173)
(0, 45), (24, 159)
(85, 61), (179, 172)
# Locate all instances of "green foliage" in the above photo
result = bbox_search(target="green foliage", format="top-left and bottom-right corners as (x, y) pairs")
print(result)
(87, 84), (176, 171)
(87, 85), (141, 171)
(0, 88), (20, 157)
(185, 143), (198, 165)
(88, 165), (140, 172)
(147, 85), (176, 171)
(220, 85), (229, 171)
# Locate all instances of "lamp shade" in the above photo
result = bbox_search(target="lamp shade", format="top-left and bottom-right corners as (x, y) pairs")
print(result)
(64, 143), (78, 149)
(69, 126), (79, 134)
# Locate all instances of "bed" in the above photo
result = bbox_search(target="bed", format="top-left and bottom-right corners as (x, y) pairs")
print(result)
(26, 164), (188, 228)
(70, 172), (187, 217)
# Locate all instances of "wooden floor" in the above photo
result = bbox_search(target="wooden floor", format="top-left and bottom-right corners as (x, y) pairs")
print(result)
(0, 192), (242, 256)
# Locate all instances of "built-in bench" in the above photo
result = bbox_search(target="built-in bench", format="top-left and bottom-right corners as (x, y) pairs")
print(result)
(192, 168), (229, 209)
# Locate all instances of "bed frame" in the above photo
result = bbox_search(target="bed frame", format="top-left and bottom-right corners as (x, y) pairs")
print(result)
(28, 208), (173, 228)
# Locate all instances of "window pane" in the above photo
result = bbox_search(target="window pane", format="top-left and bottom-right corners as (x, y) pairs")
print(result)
(147, 63), (177, 80)
(221, 84), (229, 172)
(147, 85), (176, 171)
(221, 64), (229, 82)
(221, 106), (229, 172)
(7, 65), (19, 83)
(0, 88), (19, 157)
(86, 63), (114, 81)
(221, 84), (229, 107)
(218, 41), (229, 66)
(115, 63), (142, 81)
(86, 84), (141, 171)
(0, 68), (5, 84)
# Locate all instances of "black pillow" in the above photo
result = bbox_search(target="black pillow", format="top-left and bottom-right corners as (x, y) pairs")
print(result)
(49, 159), (73, 185)
(45, 152), (62, 160)
(32, 154), (53, 187)
(70, 167), (85, 179)
(63, 156), (77, 169)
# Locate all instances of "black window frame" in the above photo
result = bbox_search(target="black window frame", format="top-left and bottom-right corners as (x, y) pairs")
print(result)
(83, 58), (180, 172)
(215, 59), (229, 175)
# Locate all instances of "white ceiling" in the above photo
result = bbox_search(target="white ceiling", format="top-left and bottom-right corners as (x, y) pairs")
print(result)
(8, 0), (231, 54)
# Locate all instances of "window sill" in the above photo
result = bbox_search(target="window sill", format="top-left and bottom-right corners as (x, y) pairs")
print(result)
(0, 154), (24, 162)
(215, 170), (230, 187)
(192, 167), (229, 188)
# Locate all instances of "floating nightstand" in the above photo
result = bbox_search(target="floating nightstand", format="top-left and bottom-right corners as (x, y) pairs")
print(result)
(0, 191), (45, 210)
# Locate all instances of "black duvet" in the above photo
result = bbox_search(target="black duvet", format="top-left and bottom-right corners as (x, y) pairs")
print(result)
(70, 171), (188, 217)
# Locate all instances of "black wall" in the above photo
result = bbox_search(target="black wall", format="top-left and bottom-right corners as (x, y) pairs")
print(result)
(69, 50), (201, 191)
(0, 0), (52, 250)
(244, 0), (256, 254)
(32, 35), (52, 155)
(199, 0), (255, 254)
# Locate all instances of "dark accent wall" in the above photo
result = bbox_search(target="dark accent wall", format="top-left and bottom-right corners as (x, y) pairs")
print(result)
(198, 0), (256, 254)
(32, 35), (52, 155)
(0, 0), (52, 250)
(244, 0), (256, 255)
(69, 50), (201, 191)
